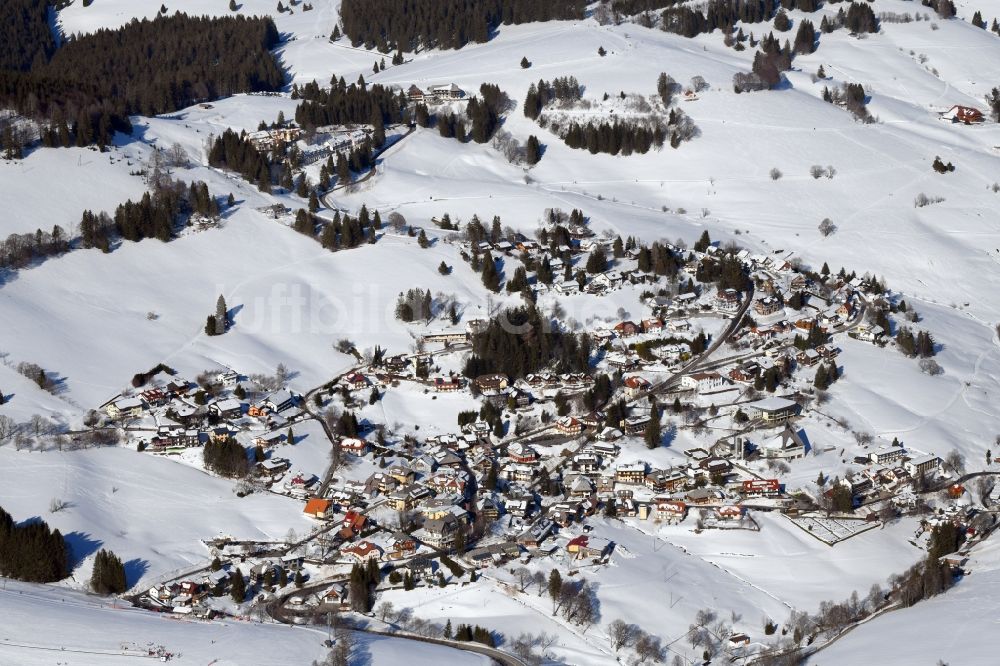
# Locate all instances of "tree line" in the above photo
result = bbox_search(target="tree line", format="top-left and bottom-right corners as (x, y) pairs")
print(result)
(0, 505), (69, 583)
(79, 178), (217, 251)
(293, 78), (404, 130)
(338, 0), (586, 52)
(0, 13), (283, 150)
(523, 76), (583, 120)
(0, 177), (215, 277)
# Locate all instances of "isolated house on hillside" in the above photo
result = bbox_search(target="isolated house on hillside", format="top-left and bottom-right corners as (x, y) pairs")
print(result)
(941, 105), (984, 124)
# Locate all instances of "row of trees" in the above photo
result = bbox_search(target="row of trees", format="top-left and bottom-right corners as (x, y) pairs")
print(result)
(0, 505), (68, 582)
(561, 117), (668, 156)
(80, 178), (210, 251)
(338, 0), (586, 52)
(523, 76), (583, 119)
(293, 79), (404, 130)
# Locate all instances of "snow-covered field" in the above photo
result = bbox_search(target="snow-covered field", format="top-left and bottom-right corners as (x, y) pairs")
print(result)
(2, 0), (1000, 662)
(0, 580), (489, 666)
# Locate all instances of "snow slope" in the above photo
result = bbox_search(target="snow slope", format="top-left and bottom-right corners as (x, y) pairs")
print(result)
(0, 580), (488, 666)
(1, 1), (1000, 661)
(812, 536), (1000, 666)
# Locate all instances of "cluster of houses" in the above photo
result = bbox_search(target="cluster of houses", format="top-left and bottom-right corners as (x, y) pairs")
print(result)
(839, 445), (943, 503)
(247, 126), (303, 151)
(100, 372), (302, 461)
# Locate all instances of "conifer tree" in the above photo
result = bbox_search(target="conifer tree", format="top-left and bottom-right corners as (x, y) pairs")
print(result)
(215, 294), (228, 334)
(91, 549), (127, 595)
(230, 569), (246, 602)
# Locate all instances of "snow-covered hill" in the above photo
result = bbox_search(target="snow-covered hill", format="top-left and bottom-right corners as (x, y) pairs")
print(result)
(2, 0), (1000, 662)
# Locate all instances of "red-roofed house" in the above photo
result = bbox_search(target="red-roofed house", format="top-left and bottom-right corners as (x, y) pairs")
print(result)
(342, 541), (383, 564)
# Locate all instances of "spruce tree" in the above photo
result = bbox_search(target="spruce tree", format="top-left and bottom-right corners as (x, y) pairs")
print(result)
(215, 294), (228, 334)
(230, 569), (246, 602)
(91, 549), (127, 594)
(644, 408), (662, 449)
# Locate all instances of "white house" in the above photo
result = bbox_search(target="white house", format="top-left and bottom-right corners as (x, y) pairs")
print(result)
(680, 372), (728, 393)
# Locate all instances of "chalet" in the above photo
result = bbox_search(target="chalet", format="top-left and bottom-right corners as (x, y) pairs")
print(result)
(387, 483), (431, 512)
(257, 457), (290, 477)
(941, 105), (984, 124)
(621, 414), (651, 436)
(869, 446), (906, 465)
(341, 541), (383, 564)
(716, 289), (741, 313)
(507, 443), (538, 465)
(606, 352), (638, 370)
(741, 479), (780, 497)
(340, 510), (367, 538)
(434, 449), (464, 469)
(388, 532), (418, 560)
(716, 504), (744, 520)
(754, 297), (782, 317)
(641, 318), (664, 334)
(592, 271), (623, 290)
(653, 498), (688, 522)
(345, 373), (369, 391)
(623, 375), (651, 398)
(645, 471), (687, 492)
(554, 280), (579, 296)
(729, 362), (760, 383)
(851, 323), (885, 343)
(254, 432), (286, 448)
(566, 474), (596, 499)
(465, 542), (521, 568)
(614, 321), (641, 338)
(387, 464), (416, 485)
(699, 457), (732, 477)
(549, 502), (581, 527)
(842, 473), (874, 496)
(685, 488), (716, 505)
(406, 85), (426, 103)
(303, 498), (332, 519)
(796, 349), (821, 367)
(418, 514), (463, 549)
(426, 471), (467, 495)
(140, 388), (168, 407)
(433, 376), (462, 392)
(423, 331), (469, 344)
(427, 83), (464, 101)
(747, 397), (799, 423)
(555, 416), (585, 435)
(210, 426), (236, 443)
(668, 317), (693, 332)
(106, 397), (145, 419)
(501, 463), (536, 484)
(571, 453), (601, 475)
(265, 390), (298, 413)
(211, 398), (243, 420)
(596, 427), (623, 442)
(566, 535), (611, 560)
(615, 463), (646, 485)
(681, 372), (728, 393)
(340, 437), (369, 455)
(903, 454), (940, 477)
(474, 374), (509, 395)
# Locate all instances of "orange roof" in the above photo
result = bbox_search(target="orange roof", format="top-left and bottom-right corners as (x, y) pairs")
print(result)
(304, 498), (332, 515)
